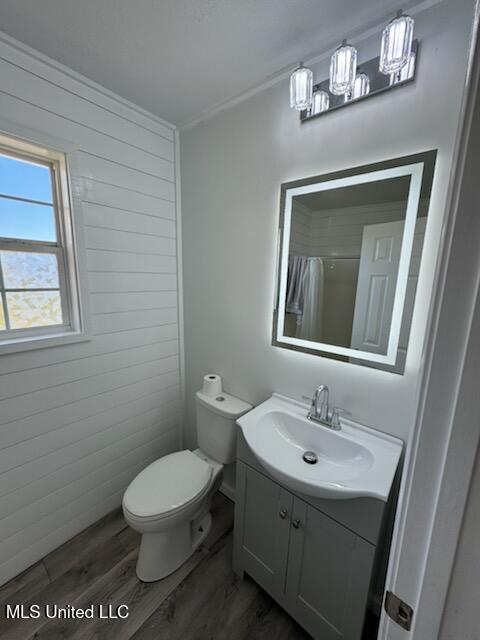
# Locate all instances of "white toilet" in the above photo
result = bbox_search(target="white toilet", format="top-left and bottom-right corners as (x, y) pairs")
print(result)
(122, 389), (252, 582)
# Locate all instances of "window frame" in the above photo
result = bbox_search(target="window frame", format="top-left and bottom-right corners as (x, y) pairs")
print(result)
(0, 130), (89, 354)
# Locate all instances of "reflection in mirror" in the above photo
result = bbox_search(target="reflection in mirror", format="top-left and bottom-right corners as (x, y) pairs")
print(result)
(273, 152), (437, 374)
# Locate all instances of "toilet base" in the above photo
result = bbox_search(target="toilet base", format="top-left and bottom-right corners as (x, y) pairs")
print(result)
(136, 511), (212, 582)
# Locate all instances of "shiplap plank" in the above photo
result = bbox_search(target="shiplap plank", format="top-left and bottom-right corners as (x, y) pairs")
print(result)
(88, 272), (177, 296)
(0, 340), (178, 402)
(0, 390), (180, 497)
(0, 372), (179, 452)
(90, 291), (178, 314)
(84, 226), (176, 256)
(0, 415), (179, 539)
(77, 152), (174, 201)
(0, 355), (178, 427)
(0, 55), (174, 154)
(0, 88), (173, 179)
(0, 429), (178, 585)
(93, 307), (177, 334)
(83, 202), (176, 236)
(80, 179), (176, 219)
(77, 148), (174, 182)
(0, 325), (178, 376)
(87, 250), (176, 274)
(0, 413), (178, 526)
(0, 434), (176, 561)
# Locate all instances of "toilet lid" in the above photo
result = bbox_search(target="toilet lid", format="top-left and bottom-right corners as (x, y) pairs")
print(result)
(123, 450), (212, 518)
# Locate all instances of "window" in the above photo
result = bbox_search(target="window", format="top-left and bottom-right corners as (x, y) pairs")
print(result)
(0, 133), (85, 351)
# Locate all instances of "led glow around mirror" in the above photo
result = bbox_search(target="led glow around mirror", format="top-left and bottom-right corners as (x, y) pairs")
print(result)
(273, 152), (437, 373)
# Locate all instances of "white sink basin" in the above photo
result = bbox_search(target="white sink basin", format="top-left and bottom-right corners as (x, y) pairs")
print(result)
(237, 393), (403, 501)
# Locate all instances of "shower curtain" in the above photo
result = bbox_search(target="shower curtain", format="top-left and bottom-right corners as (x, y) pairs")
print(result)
(297, 258), (324, 340)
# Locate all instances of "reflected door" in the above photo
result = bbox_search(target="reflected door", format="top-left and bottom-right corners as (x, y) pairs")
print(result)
(351, 220), (404, 354)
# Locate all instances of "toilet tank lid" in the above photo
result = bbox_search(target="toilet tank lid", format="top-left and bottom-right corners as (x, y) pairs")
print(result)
(196, 390), (252, 419)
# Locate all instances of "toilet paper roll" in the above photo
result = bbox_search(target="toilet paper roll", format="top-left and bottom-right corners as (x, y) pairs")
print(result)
(202, 374), (222, 397)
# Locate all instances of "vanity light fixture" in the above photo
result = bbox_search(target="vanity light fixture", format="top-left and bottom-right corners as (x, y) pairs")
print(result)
(311, 89), (330, 114)
(290, 62), (313, 111)
(345, 72), (370, 102)
(390, 50), (416, 85)
(291, 10), (417, 121)
(329, 40), (357, 95)
(379, 11), (415, 75)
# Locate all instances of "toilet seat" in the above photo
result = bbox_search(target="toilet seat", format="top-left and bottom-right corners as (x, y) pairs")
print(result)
(123, 450), (212, 521)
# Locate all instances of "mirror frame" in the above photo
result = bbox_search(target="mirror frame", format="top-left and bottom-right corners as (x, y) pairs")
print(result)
(272, 151), (438, 367)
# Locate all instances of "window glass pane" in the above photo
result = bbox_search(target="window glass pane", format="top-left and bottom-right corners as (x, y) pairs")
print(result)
(0, 198), (56, 242)
(1, 251), (60, 289)
(0, 154), (53, 203)
(0, 301), (5, 330)
(7, 291), (63, 329)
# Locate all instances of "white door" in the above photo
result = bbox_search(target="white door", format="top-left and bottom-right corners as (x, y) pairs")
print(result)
(394, 217), (427, 371)
(379, 12), (479, 639)
(351, 220), (404, 355)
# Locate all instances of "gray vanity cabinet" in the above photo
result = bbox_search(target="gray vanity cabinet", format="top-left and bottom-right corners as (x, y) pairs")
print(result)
(234, 434), (383, 640)
(285, 498), (375, 640)
(233, 462), (292, 600)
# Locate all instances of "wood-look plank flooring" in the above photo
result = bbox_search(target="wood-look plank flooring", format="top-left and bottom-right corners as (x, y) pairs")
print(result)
(0, 493), (311, 640)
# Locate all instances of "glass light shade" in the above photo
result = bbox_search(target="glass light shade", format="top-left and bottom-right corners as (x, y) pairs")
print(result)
(390, 50), (416, 85)
(290, 63), (313, 111)
(330, 41), (357, 96)
(311, 90), (330, 115)
(352, 73), (370, 99)
(380, 14), (414, 75)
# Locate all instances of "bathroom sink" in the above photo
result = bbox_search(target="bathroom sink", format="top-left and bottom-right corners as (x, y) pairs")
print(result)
(237, 393), (402, 501)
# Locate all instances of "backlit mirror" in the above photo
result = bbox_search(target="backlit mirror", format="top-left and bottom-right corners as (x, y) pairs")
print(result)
(273, 151), (437, 373)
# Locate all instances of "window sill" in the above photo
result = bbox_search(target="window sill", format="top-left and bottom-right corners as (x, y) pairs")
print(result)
(0, 329), (91, 356)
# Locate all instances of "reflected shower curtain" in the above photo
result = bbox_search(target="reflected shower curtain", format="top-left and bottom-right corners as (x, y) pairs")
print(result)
(297, 258), (324, 340)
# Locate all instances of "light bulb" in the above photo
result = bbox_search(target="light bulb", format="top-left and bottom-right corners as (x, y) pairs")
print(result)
(290, 63), (313, 111)
(330, 40), (357, 96)
(311, 90), (330, 115)
(390, 50), (416, 85)
(380, 12), (414, 75)
(352, 73), (370, 99)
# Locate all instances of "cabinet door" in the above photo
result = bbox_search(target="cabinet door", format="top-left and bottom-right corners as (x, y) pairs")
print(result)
(286, 498), (375, 640)
(234, 462), (293, 599)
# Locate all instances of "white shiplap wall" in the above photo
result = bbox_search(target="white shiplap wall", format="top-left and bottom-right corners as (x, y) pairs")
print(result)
(0, 35), (182, 585)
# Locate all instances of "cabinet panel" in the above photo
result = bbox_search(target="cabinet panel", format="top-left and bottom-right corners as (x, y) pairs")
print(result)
(286, 498), (375, 640)
(234, 462), (292, 599)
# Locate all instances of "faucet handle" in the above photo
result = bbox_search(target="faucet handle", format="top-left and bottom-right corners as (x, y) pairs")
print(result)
(330, 407), (351, 429)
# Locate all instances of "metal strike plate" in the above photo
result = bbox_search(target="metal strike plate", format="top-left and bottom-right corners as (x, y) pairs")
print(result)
(384, 591), (414, 631)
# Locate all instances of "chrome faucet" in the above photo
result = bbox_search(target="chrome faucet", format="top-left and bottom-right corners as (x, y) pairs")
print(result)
(304, 385), (346, 430)
(309, 385), (330, 423)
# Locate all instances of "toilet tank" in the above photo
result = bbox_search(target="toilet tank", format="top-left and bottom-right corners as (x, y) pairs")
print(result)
(196, 391), (252, 464)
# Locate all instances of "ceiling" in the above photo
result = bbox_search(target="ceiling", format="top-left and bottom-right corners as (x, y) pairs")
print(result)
(0, 0), (406, 127)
